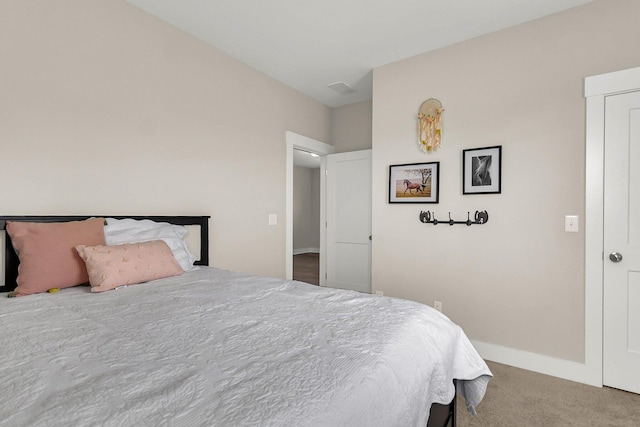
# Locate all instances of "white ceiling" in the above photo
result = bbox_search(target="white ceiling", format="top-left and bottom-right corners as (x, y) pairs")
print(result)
(127, 0), (595, 108)
(293, 149), (321, 169)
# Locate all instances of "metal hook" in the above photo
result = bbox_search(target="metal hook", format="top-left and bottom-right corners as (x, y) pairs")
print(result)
(419, 210), (489, 227)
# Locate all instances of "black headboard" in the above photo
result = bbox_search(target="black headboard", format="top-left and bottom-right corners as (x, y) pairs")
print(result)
(0, 215), (210, 293)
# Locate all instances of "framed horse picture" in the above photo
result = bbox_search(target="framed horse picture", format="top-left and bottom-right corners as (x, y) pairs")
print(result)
(462, 146), (502, 195)
(389, 161), (440, 203)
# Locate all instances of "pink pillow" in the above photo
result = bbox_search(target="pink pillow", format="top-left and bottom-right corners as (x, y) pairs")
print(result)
(6, 218), (106, 296)
(75, 240), (183, 293)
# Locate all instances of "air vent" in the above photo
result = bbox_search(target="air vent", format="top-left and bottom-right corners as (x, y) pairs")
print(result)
(328, 81), (356, 94)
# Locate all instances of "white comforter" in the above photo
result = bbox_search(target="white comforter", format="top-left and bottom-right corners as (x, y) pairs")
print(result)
(0, 267), (491, 427)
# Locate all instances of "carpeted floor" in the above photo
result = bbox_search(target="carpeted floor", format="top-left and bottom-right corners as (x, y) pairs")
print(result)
(457, 361), (640, 426)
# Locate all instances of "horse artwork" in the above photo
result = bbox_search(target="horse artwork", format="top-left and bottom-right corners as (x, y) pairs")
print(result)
(395, 168), (432, 198)
(403, 179), (423, 194)
(389, 162), (439, 203)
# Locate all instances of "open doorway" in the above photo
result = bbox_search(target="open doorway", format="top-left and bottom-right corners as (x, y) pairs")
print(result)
(292, 150), (321, 285)
(285, 132), (334, 283)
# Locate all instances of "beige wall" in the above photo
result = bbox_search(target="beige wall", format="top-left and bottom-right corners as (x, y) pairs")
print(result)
(293, 166), (320, 252)
(5, 0), (638, 368)
(331, 100), (372, 152)
(0, 0), (331, 279)
(372, 0), (640, 363)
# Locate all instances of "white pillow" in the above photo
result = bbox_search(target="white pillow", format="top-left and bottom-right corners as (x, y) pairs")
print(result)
(103, 218), (197, 271)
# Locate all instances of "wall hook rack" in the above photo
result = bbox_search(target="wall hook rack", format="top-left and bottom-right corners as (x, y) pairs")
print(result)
(419, 210), (489, 226)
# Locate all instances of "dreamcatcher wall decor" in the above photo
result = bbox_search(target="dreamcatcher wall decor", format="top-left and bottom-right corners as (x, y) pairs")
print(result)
(417, 99), (444, 153)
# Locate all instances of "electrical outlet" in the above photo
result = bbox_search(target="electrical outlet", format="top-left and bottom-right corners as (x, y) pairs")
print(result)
(375, 290), (383, 296)
(434, 301), (443, 312)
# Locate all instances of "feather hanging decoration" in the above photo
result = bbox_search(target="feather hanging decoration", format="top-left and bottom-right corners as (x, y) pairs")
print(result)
(417, 99), (444, 153)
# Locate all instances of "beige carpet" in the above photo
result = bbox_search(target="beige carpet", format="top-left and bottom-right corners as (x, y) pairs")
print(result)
(457, 361), (640, 426)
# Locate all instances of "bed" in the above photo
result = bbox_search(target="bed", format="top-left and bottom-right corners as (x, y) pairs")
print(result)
(0, 215), (491, 427)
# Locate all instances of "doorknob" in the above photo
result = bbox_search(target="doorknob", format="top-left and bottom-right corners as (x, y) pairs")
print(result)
(609, 252), (623, 263)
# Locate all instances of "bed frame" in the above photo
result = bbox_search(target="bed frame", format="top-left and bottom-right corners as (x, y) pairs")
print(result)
(0, 214), (456, 427)
(0, 215), (210, 293)
(428, 394), (456, 427)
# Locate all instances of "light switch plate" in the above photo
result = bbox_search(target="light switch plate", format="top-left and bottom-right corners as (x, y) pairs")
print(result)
(565, 215), (579, 232)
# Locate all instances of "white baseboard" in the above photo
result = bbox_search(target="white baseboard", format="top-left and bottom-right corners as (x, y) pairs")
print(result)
(472, 340), (602, 388)
(293, 248), (320, 255)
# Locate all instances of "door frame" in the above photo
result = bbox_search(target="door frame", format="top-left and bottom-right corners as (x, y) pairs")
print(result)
(584, 66), (640, 387)
(285, 131), (335, 283)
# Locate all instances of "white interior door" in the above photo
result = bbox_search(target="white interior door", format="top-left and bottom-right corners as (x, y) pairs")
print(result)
(325, 150), (371, 293)
(603, 90), (640, 394)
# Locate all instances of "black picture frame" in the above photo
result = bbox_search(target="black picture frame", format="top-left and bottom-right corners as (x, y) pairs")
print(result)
(462, 146), (502, 195)
(389, 162), (440, 203)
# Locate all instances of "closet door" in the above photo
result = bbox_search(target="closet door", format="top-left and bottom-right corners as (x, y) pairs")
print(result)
(603, 90), (640, 394)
